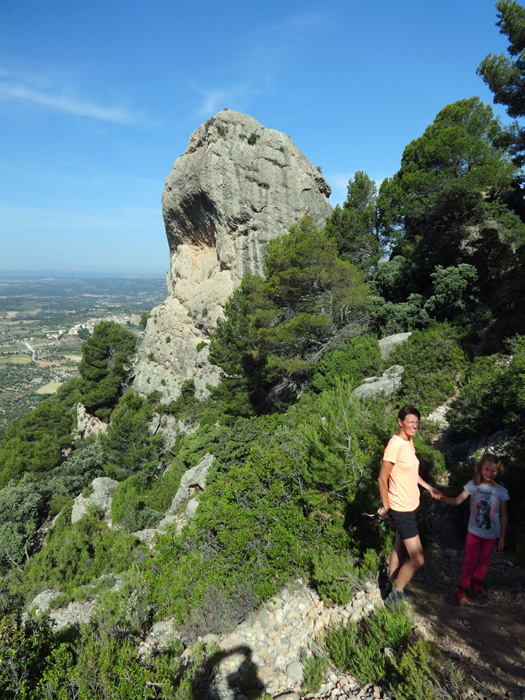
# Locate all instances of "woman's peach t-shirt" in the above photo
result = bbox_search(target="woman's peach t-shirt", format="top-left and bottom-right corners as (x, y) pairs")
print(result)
(383, 434), (420, 512)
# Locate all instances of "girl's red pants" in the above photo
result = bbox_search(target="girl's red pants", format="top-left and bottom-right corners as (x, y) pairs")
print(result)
(459, 532), (496, 589)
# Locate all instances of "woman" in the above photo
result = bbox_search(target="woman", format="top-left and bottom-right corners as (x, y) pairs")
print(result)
(377, 405), (441, 605)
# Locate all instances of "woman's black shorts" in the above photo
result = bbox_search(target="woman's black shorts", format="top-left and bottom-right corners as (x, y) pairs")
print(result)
(389, 508), (419, 540)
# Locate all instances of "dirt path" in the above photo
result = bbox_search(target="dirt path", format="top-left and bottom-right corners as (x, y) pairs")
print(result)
(406, 503), (525, 699)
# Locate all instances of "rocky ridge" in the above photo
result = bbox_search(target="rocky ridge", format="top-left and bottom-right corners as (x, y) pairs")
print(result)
(133, 110), (332, 401)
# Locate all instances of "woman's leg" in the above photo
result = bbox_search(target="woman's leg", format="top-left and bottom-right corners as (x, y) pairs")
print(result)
(389, 532), (407, 581)
(394, 535), (425, 590)
(459, 532), (482, 590)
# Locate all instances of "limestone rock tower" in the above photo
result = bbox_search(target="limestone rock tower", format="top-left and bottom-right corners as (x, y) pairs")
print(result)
(133, 110), (332, 400)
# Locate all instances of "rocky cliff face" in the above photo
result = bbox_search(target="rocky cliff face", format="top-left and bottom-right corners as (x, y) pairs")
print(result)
(133, 110), (332, 400)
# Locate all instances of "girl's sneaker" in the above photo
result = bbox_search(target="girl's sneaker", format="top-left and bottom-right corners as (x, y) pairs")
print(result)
(450, 586), (469, 605)
(471, 580), (487, 600)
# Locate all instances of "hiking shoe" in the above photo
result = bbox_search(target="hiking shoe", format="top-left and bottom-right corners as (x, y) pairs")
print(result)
(385, 588), (411, 609)
(470, 580), (487, 600)
(449, 587), (469, 606)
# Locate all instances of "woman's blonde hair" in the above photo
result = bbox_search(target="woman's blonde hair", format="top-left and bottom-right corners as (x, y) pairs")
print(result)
(473, 453), (504, 485)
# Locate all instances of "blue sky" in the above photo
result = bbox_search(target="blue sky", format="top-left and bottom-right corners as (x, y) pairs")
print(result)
(0, 0), (513, 274)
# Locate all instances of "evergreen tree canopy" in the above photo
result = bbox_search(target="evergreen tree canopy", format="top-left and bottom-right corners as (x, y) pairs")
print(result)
(100, 392), (164, 480)
(77, 321), (137, 419)
(209, 218), (370, 411)
(478, 0), (525, 164)
(0, 388), (76, 488)
(376, 97), (522, 304)
(324, 171), (381, 273)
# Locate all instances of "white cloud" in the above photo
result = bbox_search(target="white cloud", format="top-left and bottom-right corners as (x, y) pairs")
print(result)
(192, 82), (259, 118)
(0, 79), (147, 126)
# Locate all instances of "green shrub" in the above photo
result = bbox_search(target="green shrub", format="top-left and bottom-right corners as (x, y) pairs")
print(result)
(101, 391), (164, 480)
(311, 547), (361, 605)
(311, 334), (382, 393)
(323, 606), (458, 697)
(145, 446), (316, 622)
(325, 605), (412, 685)
(0, 612), (57, 699)
(96, 575), (157, 638)
(413, 433), (446, 478)
(111, 475), (163, 532)
(302, 653), (328, 693)
(359, 548), (380, 580)
(387, 323), (467, 414)
(23, 510), (142, 595)
(391, 638), (444, 700)
(179, 580), (260, 643)
(296, 383), (389, 508)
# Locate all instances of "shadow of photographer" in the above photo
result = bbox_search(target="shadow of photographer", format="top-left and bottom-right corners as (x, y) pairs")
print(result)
(191, 644), (266, 699)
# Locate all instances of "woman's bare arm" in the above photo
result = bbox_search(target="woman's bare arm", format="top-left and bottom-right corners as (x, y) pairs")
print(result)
(377, 460), (394, 516)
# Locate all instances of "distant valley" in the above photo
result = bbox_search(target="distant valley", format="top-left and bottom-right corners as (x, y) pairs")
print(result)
(0, 274), (166, 432)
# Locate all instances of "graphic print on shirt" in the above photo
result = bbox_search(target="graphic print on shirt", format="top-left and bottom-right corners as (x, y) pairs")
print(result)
(475, 499), (492, 531)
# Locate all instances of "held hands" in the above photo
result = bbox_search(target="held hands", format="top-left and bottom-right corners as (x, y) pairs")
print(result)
(428, 486), (443, 500)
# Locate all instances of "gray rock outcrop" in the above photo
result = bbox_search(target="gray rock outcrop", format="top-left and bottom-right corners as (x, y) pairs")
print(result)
(71, 477), (118, 524)
(166, 452), (214, 513)
(133, 110), (332, 400)
(76, 403), (108, 439)
(378, 332), (412, 360)
(352, 365), (404, 400)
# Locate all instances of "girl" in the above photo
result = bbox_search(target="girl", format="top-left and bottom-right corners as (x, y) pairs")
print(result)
(377, 405), (442, 605)
(441, 453), (509, 605)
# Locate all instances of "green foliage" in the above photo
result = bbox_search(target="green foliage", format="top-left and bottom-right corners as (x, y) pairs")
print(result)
(0, 611), (57, 699)
(375, 97), (523, 327)
(247, 131), (260, 145)
(424, 264), (478, 317)
(178, 580), (261, 643)
(23, 509), (142, 595)
(310, 334), (381, 393)
(46, 439), (105, 502)
(146, 446), (315, 623)
(392, 639), (444, 700)
(387, 323), (467, 414)
(100, 391), (164, 480)
(96, 575), (157, 638)
(324, 171), (381, 273)
(0, 393), (75, 487)
(40, 626), (180, 700)
(111, 474), (163, 532)
(413, 434), (447, 478)
(302, 653), (328, 693)
(311, 546), (361, 605)
(77, 320), (137, 419)
(296, 383), (389, 508)
(209, 217), (370, 412)
(478, 0), (525, 165)
(370, 292), (430, 336)
(0, 474), (51, 574)
(325, 606), (420, 688)
(448, 336), (525, 440)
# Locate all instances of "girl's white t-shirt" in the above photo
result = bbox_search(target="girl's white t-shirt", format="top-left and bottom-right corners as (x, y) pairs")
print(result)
(464, 480), (509, 539)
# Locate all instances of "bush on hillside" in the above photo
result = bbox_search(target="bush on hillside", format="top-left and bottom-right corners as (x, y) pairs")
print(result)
(23, 508), (143, 596)
(145, 446), (316, 624)
(310, 334), (382, 393)
(387, 323), (467, 414)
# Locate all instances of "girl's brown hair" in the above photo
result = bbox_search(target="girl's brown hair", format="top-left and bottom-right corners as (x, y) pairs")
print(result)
(473, 453), (504, 485)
